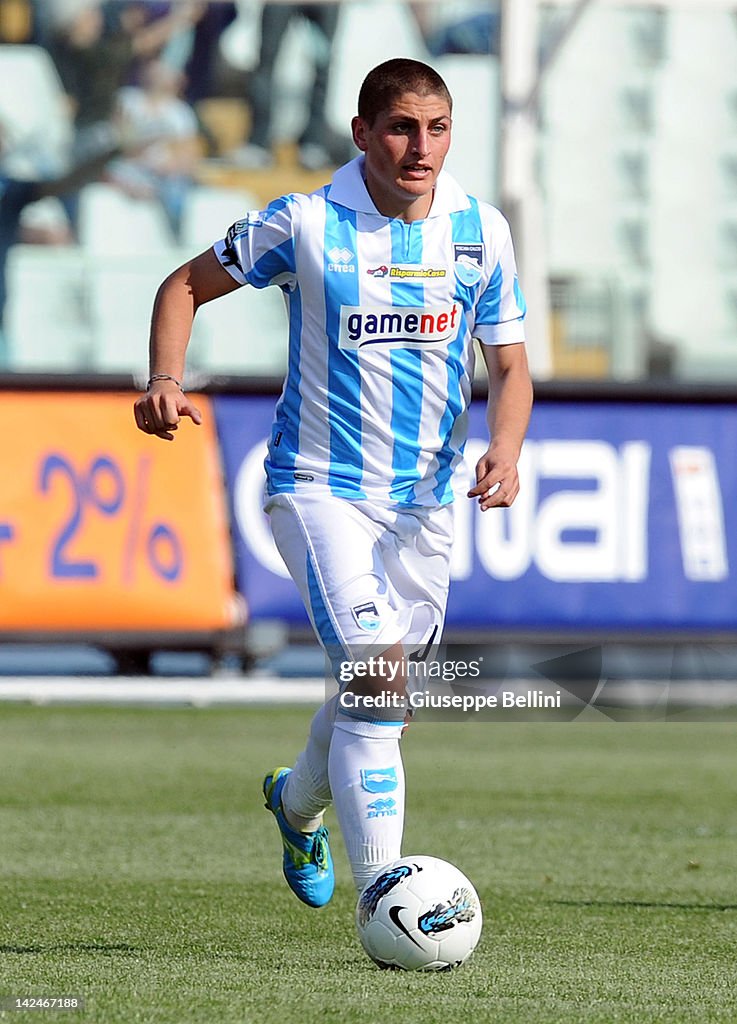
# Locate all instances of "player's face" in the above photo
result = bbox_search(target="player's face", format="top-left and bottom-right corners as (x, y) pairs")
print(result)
(352, 92), (452, 221)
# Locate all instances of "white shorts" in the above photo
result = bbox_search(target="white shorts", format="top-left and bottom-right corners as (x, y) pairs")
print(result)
(265, 492), (454, 665)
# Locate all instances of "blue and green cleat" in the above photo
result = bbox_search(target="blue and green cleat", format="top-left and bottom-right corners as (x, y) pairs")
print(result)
(262, 767), (335, 908)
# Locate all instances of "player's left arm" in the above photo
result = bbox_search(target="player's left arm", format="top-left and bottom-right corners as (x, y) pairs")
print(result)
(467, 342), (533, 510)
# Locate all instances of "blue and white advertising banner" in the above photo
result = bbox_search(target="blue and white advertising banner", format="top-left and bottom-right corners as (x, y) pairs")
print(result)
(214, 396), (737, 632)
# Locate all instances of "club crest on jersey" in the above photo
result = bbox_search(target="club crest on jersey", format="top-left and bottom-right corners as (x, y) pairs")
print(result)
(338, 302), (461, 350)
(327, 246), (355, 273)
(454, 244), (484, 286)
(351, 601), (381, 632)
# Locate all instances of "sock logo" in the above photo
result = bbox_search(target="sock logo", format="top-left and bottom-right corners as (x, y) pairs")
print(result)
(360, 767), (398, 793)
(366, 797), (397, 819)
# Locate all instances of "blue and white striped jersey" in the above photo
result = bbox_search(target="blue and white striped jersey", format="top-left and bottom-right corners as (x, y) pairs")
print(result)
(213, 156), (526, 508)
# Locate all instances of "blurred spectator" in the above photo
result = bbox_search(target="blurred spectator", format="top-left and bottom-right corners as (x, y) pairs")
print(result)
(411, 2), (501, 57)
(231, 2), (340, 171)
(105, 58), (201, 239)
(183, 0), (237, 104)
(47, 0), (204, 161)
(120, 1), (200, 84)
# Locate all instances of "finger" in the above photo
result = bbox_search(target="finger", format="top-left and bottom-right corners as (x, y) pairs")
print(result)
(479, 491), (507, 510)
(187, 402), (203, 425)
(167, 397), (202, 428)
(467, 474), (500, 498)
(147, 410), (175, 440)
(467, 481), (493, 498)
(476, 481), (502, 504)
(175, 398), (202, 426)
(134, 397), (173, 439)
(479, 482), (519, 511)
(133, 402), (148, 431)
(155, 394), (182, 431)
(134, 403), (157, 434)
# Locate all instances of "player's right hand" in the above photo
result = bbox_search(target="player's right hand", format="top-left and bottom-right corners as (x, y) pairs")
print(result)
(133, 381), (202, 441)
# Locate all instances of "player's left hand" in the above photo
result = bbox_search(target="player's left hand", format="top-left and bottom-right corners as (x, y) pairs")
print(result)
(467, 443), (520, 510)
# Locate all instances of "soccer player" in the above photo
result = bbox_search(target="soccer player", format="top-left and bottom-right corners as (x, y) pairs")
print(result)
(134, 58), (533, 908)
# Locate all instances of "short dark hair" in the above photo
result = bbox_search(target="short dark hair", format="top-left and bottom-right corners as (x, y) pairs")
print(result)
(357, 58), (452, 126)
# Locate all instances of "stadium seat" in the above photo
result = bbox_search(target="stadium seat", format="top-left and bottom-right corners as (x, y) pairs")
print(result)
(0, 44), (71, 178)
(5, 244), (92, 370)
(74, 183), (177, 371)
(180, 185), (260, 251)
(84, 255), (179, 372)
(77, 182), (174, 255)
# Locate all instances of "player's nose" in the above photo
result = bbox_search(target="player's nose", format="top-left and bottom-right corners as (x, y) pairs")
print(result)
(410, 128), (431, 156)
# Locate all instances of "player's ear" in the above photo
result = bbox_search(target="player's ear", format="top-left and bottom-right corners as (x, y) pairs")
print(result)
(351, 115), (369, 152)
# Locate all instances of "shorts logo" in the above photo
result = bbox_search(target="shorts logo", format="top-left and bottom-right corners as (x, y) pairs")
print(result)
(328, 246), (355, 273)
(338, 303), (461, 350)
(361, 768), (398, 794)
(351, 601), (381, 632)
(367, 797), (398, 819)
(454, 244), (483, 286)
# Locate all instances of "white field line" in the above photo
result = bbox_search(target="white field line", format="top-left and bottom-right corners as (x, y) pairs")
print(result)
(0, 676), (327, 706)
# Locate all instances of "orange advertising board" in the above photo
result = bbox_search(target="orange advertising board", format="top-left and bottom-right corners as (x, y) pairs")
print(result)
(0, 392), (241, 632)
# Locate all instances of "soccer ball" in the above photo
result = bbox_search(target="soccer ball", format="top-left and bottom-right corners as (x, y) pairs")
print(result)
(355, 856), (482, 971)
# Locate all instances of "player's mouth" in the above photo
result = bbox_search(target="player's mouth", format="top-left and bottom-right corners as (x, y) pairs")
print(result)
(402, 162), (433, 179)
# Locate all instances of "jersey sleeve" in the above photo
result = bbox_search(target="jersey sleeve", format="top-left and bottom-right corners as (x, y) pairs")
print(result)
(473, 210), (527, 345)
(212, 195), (299, 290)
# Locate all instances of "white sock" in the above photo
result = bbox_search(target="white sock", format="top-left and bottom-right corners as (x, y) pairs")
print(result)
(328, 714), (405, 892)
(281, 695), (337, 832)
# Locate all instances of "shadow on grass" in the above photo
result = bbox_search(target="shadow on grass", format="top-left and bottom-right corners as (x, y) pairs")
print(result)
(0, 943), (140, 955)
(551, 899), (737, 912)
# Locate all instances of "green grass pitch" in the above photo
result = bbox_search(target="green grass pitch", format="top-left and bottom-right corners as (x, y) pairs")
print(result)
(1, 704), (736, 1023)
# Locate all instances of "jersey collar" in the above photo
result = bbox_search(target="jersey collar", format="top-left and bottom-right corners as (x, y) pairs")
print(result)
(328, 155), (471, 218)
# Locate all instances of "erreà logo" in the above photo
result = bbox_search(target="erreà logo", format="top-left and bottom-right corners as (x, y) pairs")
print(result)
(338, 302), (461, 350)
(327, 246), (355, 273)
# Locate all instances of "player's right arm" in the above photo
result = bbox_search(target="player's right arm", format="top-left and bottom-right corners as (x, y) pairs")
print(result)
(133, 248), (240, 440)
